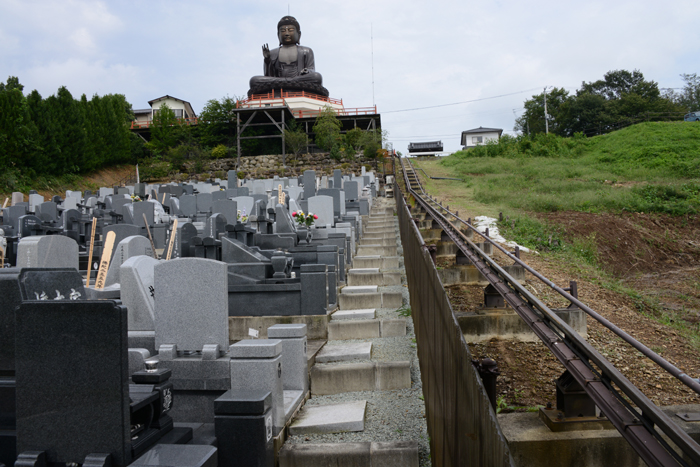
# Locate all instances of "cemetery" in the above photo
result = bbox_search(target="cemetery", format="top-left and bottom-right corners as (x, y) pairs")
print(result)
(0, 166), (422, 466)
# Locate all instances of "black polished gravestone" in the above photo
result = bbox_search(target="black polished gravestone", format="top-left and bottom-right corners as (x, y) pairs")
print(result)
(0, 268), (87, 467)
(15, 300), (132, 466)
(18, 268), (86, 302)
(214, 390), (274, 467)
(0, 269), (21, 467)
(14, 300), (180, 466)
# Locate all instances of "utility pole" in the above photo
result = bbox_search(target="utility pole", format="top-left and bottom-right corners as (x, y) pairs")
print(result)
(543, 86), (549, 134)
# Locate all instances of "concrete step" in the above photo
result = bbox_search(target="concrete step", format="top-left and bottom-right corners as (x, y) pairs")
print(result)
(353, 256), (400, 269)
(347, 270), (401, 286)
(358, 231), (396, 239)
(288, 400), (367, 435)
(359, 237), (397, 246)
(341, 285), (378, 294)
(279, 441), (419, 467)
(310, 361), (411, 395)
(356, 245), (398, 256)
(331, 308), (376, 320)
(338, 291), (402, 310)
(363, 227), (396, 234)
(315, 342), (372, 363)
(364, 222), (396, 230)
(328, 319), (406, 339)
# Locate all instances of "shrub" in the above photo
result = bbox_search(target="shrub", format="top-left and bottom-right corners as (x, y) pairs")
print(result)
(211, 144), (228, 159)
(140, 161), (170, 181)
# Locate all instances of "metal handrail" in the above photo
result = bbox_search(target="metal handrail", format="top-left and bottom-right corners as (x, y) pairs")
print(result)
(410, 160), (700, 397)
(400, 157), (700, 467)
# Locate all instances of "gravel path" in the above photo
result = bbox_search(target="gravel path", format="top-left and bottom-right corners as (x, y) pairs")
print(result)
(286, 202), (432, 466)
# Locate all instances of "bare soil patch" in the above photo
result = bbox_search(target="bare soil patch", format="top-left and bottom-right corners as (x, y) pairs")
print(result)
(538, 211), (700, 278)
(437, 212), (700, 411)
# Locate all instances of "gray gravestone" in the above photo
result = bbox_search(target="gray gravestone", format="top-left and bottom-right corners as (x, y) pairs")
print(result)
(132, 201), (155, 227)
(251, 181), (266, 195)
(317, 188), (341, 218)
(154, 258), (228, 354)
(286, 186), (303, 201)
(196, 193), (213, 213)
(16, 236), (79, 270)
(308, 196), (334, 228)
(275, 204), (297, 234)
(232, 196), (254, 219)
(205, 213), (227, 239)
(180, 195), (197, 217)
(11, 192), (24, 206)
(28, 194), (44, 213)
(105, 235), (154, 286)
(302, 170), (316, 200)
(121, 255), (160, 331)
(212, 199), (238, 226)
(344, 180), (359, 202)
(103, 224), (143, 262)
(227, 170), (238, 188)
(333, 169), (342, 190)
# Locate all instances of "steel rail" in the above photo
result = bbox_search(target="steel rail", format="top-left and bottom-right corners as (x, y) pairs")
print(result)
(399, 158), (700, 467)
(410, 161), (700, 398)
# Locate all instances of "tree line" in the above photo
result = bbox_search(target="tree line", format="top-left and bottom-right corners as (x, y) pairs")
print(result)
(0, 76), (136, 178)
(515, 70), (699, 137)
(0, 76), (385, 183)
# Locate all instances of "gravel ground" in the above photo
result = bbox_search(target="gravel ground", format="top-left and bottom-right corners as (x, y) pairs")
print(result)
(286, 205), (432, 466)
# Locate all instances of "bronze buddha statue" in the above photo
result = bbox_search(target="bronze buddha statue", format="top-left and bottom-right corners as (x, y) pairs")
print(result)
(248, 16), (328, 97)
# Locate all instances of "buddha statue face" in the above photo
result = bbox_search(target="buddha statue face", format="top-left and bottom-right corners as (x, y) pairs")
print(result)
(277, 16), (301, 45)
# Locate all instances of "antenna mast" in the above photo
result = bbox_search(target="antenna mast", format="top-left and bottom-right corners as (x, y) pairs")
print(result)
(371, 23), (375, 107)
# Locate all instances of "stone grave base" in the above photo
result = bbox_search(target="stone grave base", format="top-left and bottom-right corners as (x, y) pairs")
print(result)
(228, 314), (331, 341)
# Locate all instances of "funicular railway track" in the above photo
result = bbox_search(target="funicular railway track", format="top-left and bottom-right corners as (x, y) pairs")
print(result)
(399, 157), (700, 467)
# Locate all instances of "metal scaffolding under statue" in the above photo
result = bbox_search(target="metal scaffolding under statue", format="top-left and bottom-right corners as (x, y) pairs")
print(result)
(232, 106), (295, 171)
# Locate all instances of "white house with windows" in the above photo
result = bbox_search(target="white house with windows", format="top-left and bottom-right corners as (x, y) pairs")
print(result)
(133, 95), (197, 126)
(461, 127), (503, 149)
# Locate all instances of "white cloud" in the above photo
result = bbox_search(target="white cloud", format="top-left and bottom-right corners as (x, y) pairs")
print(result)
(2, 0), (699, 151)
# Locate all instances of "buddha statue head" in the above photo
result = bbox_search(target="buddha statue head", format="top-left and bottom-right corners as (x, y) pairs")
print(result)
(277, 16), (301, 45)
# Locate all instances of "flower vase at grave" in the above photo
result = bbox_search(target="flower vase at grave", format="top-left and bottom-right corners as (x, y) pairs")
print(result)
(296, 228), (310, 244)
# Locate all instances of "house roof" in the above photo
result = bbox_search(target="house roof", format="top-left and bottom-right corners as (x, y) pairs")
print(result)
(148, 95), (189, 105)
(133, 108), (151, 114)
(461, 126), (503, 135)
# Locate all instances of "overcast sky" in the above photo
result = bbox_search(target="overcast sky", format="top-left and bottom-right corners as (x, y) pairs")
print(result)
(2, 0), (699, 153)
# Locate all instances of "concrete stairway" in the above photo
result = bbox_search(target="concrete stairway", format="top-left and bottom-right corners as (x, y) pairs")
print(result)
(279, 198), (421, 466)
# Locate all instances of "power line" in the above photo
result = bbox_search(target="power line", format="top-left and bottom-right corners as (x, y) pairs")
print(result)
(382, 87), (543, 114)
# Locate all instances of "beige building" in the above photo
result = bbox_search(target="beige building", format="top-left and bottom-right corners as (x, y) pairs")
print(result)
(133, 95), (197, 126)
(461, 127), (503, 148)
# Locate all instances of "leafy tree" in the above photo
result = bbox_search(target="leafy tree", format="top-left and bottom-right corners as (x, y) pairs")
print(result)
(343, 127), (364, 155)
(514, 87), (572, 136)
(515, 70), (686, 136)
(312, 106), (342, 152)
(147, 103), (180, 156)
(360, 128), (388, 159)
(0, 76), (24, 92)
(283, 120), (308, 169)
(0, 78), (40, 171)
(579, 69), (658, 100)
(665, 73), (700, 111)
(199, 95), (238, 150)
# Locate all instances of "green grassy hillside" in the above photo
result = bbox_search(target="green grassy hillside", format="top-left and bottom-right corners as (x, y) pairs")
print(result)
(437, 122), (700, 215)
